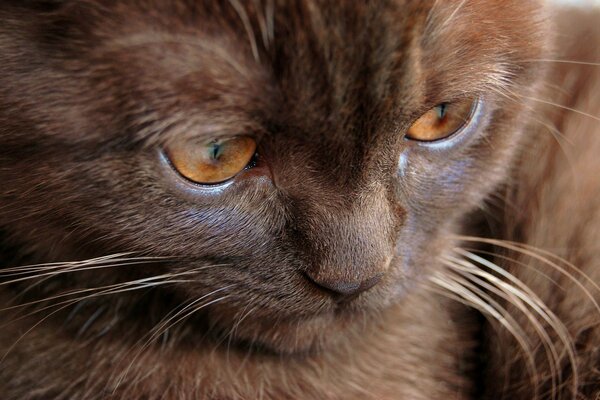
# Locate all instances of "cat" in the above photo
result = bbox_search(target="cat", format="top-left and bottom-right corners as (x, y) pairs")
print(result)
(0, 0), (599, 399)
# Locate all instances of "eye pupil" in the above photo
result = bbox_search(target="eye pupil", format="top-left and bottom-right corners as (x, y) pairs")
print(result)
(208, 142), (222, 161)
(436, 103), (448, 119)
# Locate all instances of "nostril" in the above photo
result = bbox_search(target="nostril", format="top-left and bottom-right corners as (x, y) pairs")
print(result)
(304, 272), (383, 298)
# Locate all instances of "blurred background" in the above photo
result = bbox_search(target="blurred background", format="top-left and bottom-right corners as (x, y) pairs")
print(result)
(553, 0), (600, 4)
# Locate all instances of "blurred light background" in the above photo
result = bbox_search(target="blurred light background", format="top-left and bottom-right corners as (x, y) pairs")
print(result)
(552, 0), (600, 5)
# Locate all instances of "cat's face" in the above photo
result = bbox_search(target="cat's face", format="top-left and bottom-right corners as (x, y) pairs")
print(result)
(0, 0), (548, 353)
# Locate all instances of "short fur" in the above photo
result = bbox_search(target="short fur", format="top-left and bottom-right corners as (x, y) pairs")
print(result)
(0, 1), (598, 399)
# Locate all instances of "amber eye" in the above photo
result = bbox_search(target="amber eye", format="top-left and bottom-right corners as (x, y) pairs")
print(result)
(166, 136), (257, 184)
(406, 98), (477, 142)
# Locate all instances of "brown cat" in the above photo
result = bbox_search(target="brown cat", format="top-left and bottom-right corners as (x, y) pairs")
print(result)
(0, 1), (598, 399)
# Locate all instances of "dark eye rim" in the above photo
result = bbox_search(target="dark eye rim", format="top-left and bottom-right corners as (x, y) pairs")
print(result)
(405, 97), (482, 144)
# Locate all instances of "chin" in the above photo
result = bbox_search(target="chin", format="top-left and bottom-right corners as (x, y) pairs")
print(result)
(225, 312), (358, 355)
(205, 293), (390, 355)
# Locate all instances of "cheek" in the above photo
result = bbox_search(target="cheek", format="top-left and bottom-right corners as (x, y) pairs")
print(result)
(398, 121), (513, 223)
(392, 140), (505, 267)
(387, 154), (487, 290)
(398, 152), (481, 216)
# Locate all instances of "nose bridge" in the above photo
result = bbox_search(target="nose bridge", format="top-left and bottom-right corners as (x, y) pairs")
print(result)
(303, 188), (396, 294)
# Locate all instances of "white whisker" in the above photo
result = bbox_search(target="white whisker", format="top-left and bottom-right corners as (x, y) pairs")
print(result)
(429, 269), (541, 398)
(110, 286), (234, 391)
(0, 266), (219, 313)
(523, 59), (600, 67)
(0, 276), (193, 365)
(454, 236), (600, 313)
(444, 255), (567, 399)
(516, 94), (600, 123)
(0, 259), (172, 286)
(228, 0), (260, 61)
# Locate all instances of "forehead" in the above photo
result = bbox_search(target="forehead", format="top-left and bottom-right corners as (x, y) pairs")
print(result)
(41, 0), (545, 145)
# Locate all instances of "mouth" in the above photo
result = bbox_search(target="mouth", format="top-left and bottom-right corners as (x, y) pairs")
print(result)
(172, 266), (396, 355)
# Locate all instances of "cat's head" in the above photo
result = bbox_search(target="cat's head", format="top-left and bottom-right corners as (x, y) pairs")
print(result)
(0, 0), (549, 353)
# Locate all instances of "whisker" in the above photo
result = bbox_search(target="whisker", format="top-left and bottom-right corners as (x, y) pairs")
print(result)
(0, 253), (147, 274)
(461, 247), (563, 288)
(265, 0), (274, 46)
(0, 262), (224, 330)
(144, 286), (234, 349)
(2, 259), (216, 310)
(228, 0), (260, 61)
(253, 0), (269, 50)
(443, 255), (569, 400)
(514, 94), (600, 124)
(0, 260), (174, 286)
(523, 59), (600, 67)
(0, 277), (190, 365)
(225, 300), (257, 364)
(450, 245), (582, 398)
(111, 288), (233, 391)
(0, 254), (178, 276)
(77, 305), (107, 337)
(0, 276), (193, 331)
(425, 0), (469, 41)
(0, 265), (220, 313)
(488, 85), (577, 173)
(428, 269), (541, 398)
(453, 236), (600, 313)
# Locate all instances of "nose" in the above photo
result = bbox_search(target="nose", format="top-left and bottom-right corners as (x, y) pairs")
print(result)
(305, 270), (383, 298)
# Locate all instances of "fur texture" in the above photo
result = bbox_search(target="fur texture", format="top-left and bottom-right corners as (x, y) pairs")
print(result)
(0, 1), (598, 399)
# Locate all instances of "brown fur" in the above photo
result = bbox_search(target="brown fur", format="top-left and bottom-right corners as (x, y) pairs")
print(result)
(482, 8), (600, 398)
(0, 1), (598, 399)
